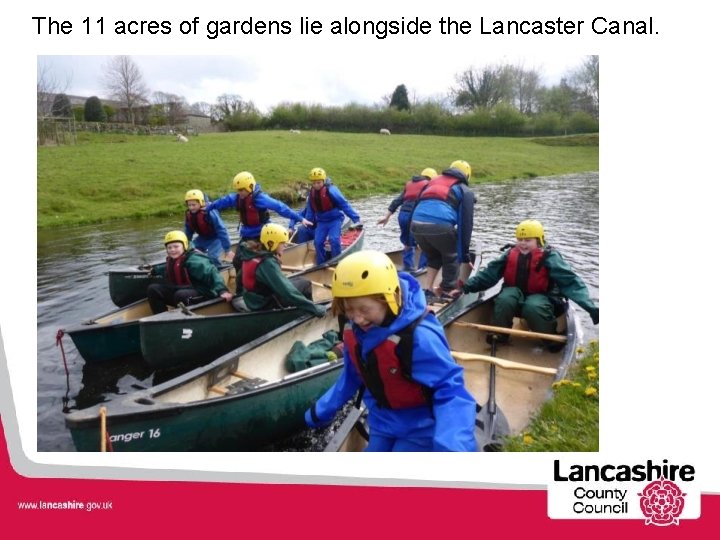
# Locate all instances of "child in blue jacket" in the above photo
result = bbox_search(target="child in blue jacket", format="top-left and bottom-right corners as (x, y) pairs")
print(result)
(305, 250), (477, 451)
(303, 167), (362, 264)
(183, 189), (233, 268)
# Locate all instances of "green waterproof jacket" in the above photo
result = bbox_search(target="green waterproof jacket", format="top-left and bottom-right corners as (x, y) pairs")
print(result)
(462, 247), (598, 322)
(237, 243), (326, 317)
(151, 250), (229, 299)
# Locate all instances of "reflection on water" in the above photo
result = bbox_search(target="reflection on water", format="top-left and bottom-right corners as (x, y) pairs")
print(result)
(36, 172), (598, 451)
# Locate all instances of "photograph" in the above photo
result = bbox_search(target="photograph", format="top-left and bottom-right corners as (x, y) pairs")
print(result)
(36, 53), (599, 453)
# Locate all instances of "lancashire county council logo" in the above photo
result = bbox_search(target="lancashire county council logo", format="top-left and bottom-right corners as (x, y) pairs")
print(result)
(638, 477), (686, 526)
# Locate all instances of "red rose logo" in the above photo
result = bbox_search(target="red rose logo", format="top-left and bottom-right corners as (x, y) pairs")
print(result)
(638, 477), (686, 526)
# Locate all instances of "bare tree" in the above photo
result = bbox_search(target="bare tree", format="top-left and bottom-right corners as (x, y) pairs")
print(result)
(213, 94), (259, 122)
(451, 64), (515, 111)
(152, 91), (187, 126)
(570, 56), (599, 118)
(37, 60), (71, 118)
(103, 56), (149, 125)
(510, 65), (542, 115)
(189, 101), (214, 117)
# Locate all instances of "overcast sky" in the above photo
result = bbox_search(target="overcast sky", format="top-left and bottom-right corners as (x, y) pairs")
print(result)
(38, 54), (588, 112)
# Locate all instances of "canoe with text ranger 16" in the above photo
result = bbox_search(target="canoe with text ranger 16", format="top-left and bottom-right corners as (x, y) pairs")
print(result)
(61, 226), (364, 364)
(63, 261), (475, 451)
(324, 289), (580, 452)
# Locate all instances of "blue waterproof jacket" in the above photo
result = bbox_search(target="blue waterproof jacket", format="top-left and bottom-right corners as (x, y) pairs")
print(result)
(184, 208), (232, 252)
(410, 168), (476, 263)
(303, 180), (361, 224)
(305, 273), (477, 451)
(207, 184), (305, 239)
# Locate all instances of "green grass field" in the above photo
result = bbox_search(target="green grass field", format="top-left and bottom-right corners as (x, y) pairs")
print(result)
(37, 130), (598, 228)
(503, 341), (600, 452)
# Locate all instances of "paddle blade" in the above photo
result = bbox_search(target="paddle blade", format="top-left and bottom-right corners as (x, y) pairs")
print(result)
(474, 403), (511, 452)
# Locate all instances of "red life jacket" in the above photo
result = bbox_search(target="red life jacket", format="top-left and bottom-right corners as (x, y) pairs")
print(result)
(235, 191), (269, 227)
(185, 209), (215, 237)
(417, 175), (460, 207)
(164, 253), (192, 286)
(343, 313), (431, 409)
(241, 256), (273, 295)
(503, 247), (550, 294)
(309, 184), (336, 213)
(402, 178), (429, 202)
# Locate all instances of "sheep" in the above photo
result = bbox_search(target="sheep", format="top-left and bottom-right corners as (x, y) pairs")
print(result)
(176, 134), (189, 143)
(289, 129), (301, 134)
(379, 128), (391, 135)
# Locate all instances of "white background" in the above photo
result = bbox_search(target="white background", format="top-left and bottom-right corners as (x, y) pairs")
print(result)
(2, 1), (718, 490)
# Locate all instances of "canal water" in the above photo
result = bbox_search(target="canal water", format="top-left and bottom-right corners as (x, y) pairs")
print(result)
(36, 172), (598, 451)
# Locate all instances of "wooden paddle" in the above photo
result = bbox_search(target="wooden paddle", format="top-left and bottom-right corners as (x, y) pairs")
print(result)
(452, 351), (558, 375)
(452, 321), (567, 343)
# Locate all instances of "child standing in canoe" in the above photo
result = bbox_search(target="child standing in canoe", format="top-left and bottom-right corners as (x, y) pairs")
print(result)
(376, 167), (437, 271)
(207, 171), (313, 292)
(451, 219), (599, 350)
(235, 224), (326, 317)
(183, 189), (234, 268)
(146, 230), (233, 314)
(305, 250), (477, 451)
(303, 167), (362, 265)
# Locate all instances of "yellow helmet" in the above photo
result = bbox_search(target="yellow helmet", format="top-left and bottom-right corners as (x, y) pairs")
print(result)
(332, 250), (401, 315)
(164, 230), (188, 251)
(516, 220), (545, 247)
(184, 189), (206, 207)
(450, 160), (472, 181)
(260, 223), (290, 252)
(308, 167), (327, 182)
(233, 171), (256, 193)
(420, 168), (437, 179)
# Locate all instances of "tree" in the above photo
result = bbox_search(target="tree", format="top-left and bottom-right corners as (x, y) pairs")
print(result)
(389, 84), (411, 111)
(84, 96), (107, 122)
(151, 91), (187, 126)
(37, 60), (70, 118)
(451, 64), (514, 111)
(569, 55), (599, 118)
(51, 93), (72, 117)
(103, 55), (149, 125)
(509, 65), (542, 115)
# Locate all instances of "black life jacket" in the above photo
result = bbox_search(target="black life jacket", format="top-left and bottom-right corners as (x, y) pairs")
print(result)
(343, 312), (432, 409)
(164, 253), (192, 286)
(503, 246), (550, 294)
(185, 209), (215, 237)
(309, 183), (336, 213)
(417, 175), (461, 208)
(236, 191), (270, 227)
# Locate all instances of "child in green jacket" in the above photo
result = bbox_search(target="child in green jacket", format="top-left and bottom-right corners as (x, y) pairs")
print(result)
(237, 224), (326, 317)
(147, 230), (233, 314)
(452, 220), (598, 350)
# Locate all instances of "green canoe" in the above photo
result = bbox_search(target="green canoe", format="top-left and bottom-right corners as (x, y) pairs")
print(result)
(64, 227), (363, 364)
(65, 309), (345, 451)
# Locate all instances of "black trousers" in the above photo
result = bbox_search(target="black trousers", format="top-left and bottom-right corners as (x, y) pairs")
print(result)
(147, 283), (205, 314)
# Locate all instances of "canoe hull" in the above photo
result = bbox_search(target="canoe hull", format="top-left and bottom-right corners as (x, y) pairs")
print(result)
(62, 299), (155, 363)
(139, 307), (314, 371)
(66, 312), (343, 451)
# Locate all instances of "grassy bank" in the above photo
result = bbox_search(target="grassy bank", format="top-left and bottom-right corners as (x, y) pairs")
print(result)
(503, 340), (600, 452)
(37, 131), (598, 228)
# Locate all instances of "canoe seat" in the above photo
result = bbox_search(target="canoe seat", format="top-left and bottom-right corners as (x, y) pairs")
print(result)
(223, 377), (267, 395)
